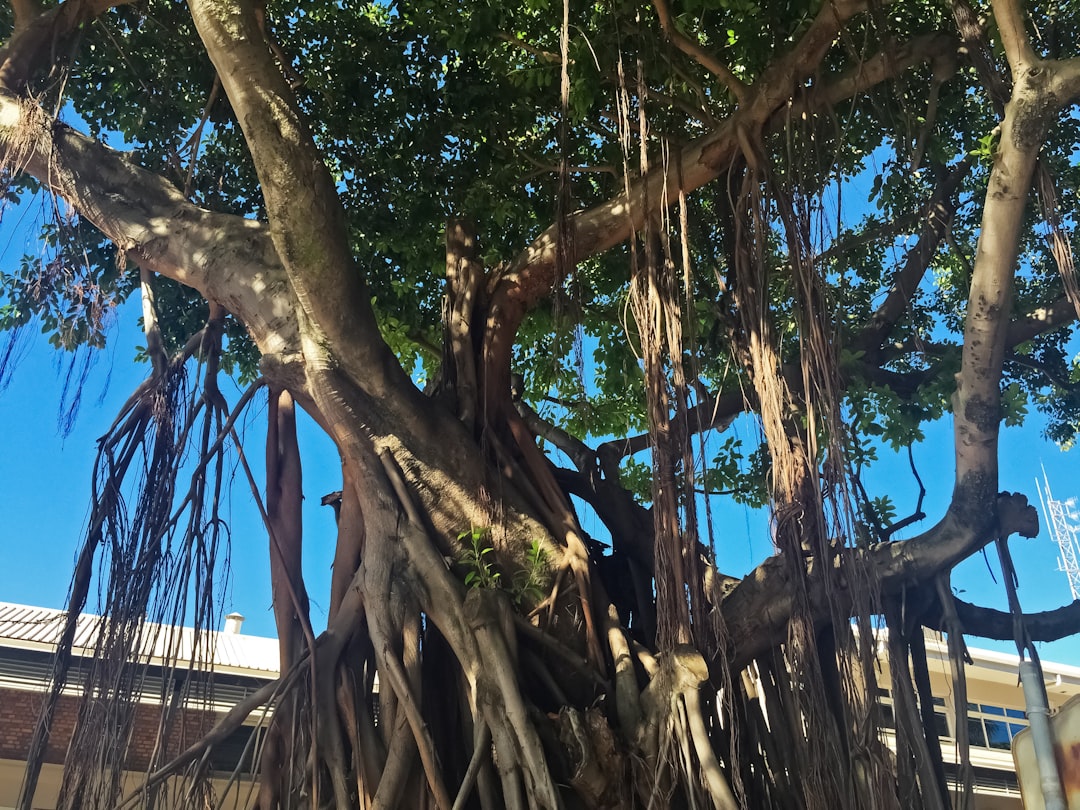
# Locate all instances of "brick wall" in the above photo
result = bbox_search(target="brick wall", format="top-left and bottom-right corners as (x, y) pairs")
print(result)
(0, 687), (220, 772)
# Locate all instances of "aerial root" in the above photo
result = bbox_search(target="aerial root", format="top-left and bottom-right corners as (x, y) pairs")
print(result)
(371, 699), (416, 809)
(368, 628), (453, 810)
(465, 589), (562, 810)
(681, 674), (738, 809)
(636, 646), (737, 810)
(605, 603), (642, 731)
(336, 661), (380, 808)
(111, 661), (303, 810)
(451, 720), (491, 810)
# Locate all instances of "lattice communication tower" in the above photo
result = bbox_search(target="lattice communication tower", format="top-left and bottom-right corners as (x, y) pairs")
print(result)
(1036, 470), (1080, 601)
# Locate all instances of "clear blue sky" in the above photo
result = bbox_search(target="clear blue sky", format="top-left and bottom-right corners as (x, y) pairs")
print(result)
(0, 193), (1077, 667)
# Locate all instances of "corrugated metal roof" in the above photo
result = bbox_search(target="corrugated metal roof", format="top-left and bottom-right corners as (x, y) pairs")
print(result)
(0, 602), (280, 677)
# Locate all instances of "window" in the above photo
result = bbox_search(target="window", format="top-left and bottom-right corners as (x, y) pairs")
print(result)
(930, 696), (949, 738)
(966, 703), (1027, 750)
(210, 725), (264, 775)
(877, 688), (948, 738)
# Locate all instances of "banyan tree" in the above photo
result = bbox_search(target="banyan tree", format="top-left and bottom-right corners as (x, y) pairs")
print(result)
(2, 0), (1079, 807)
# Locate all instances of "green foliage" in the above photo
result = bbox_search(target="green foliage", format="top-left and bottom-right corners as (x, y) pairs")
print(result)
(457, 528), (549, 605)
(620, 457), (653, 504)
(458, 527), (501, 590)
(511, 539), (550, 607)
(970, 128), (1001, 165)
(703, 435), (769, 508)
(0, 218), (125, 352)
(0, 0), (1076, 513)
(866, 495), (897, 529)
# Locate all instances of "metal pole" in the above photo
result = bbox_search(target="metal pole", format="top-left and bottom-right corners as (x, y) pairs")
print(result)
(996, 534), (1067, 810)
(1019, 659), (1067, 810)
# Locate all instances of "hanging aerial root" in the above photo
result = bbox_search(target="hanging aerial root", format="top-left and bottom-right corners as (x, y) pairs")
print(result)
(635, 646), (737, 810)
(329, 462), (365, 621)
(20, 292), (245, 810)
(29, 304), (263, 810)
(112, 658), (307, 809)
(935, 574), (974, 810)
(336, 659), (380, 809)
(367, 598), (453, 810)
(884, 606), (946, 810)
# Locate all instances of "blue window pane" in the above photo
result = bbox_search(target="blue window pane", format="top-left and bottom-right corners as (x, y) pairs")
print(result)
(985, 719), (1011, 749)
(982, 705), (1005, 716)
(1006, 708), (1025, 719)
(1009, 723), (1026, 737)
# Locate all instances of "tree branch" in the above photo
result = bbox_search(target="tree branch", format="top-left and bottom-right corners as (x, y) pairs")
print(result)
(950, 46), (1046, 491)
(496, 31), (560, 64)
(0, 0), (133, 91)
(0, 93), (300, 369)
(722, 491), (1040, 668)
(816, 213), (920, 267)
(642, 85), (716, 126)
(805, 32), (959, 111)
(945, 597), (1080, 642)
(991, 0), (1037, 74)
(1049, 56), (1080, 103)
(1006, 296), (1079, 345)
(187, 0), (493, 547)
(515, 399), (596, 473)
(482, 5), (948, 411)
(8, 0), (43, 30)
(187, 0), (402, 394)
(595, 389), (745, 472)
(857, 157), (973, 355)
(552, 467), (653, 571)
(1006, 351), (1078, 392)
(650, 0), (747, 104)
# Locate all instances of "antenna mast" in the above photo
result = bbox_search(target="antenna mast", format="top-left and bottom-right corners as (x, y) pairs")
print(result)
(1036, 469), (1080, 601)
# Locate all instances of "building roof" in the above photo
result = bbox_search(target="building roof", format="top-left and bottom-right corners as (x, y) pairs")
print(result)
(0, 602), (280, 679)
(874, 628), (1080, 699)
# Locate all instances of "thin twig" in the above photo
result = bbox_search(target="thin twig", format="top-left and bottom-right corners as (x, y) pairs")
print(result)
(650, 0), (747, 103)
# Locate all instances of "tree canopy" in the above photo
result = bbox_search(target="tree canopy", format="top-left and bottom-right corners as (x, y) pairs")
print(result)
(2, 0), (1079, 808)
